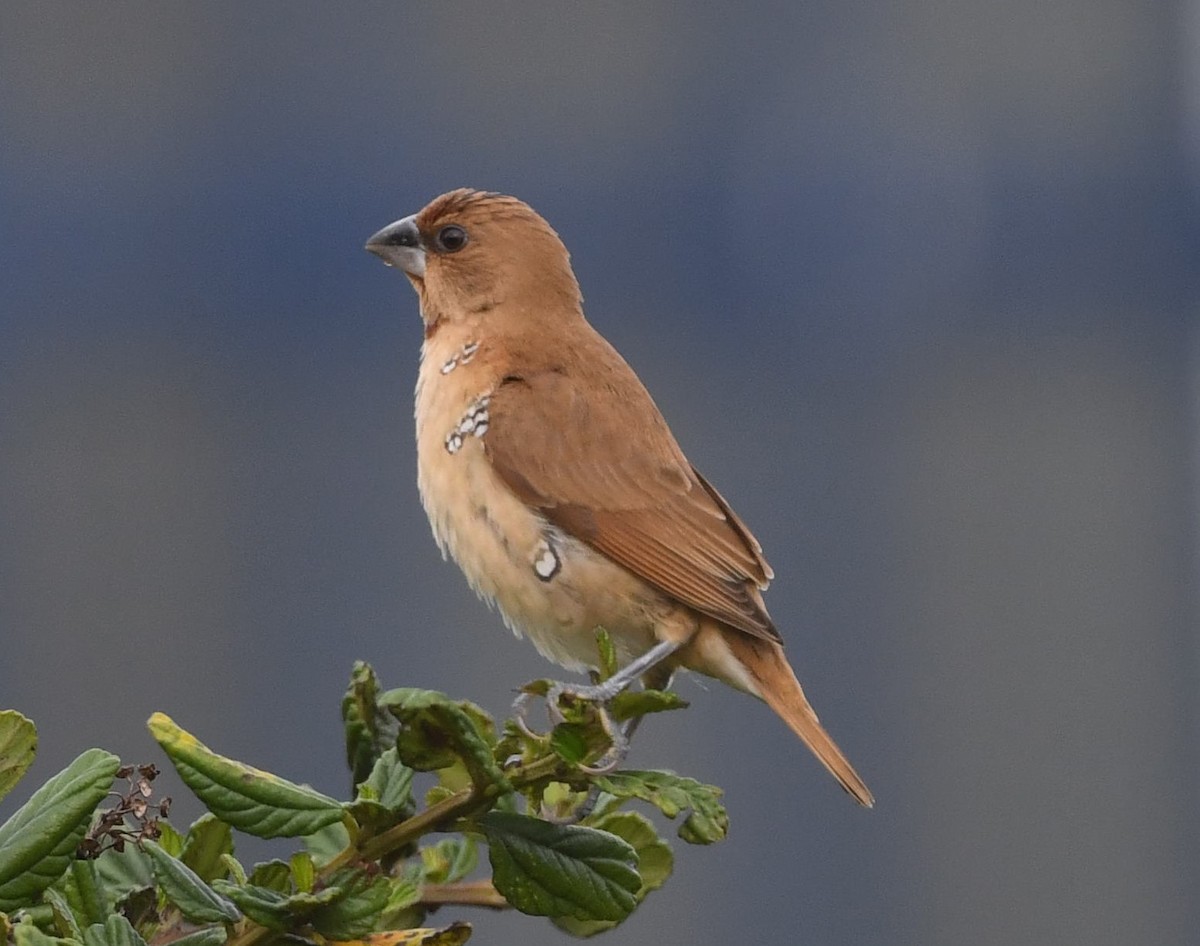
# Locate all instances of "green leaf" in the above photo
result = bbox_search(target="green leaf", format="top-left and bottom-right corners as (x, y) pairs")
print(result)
(608, 689), (688, 722)
(342, 662), (398, 788)
(381, 691), (504, 793)
(85, 916), (146, 946)
(420, 837), (477, 885)
(303, 821), (351, 869)
(346, 749), (415, 835)
(180, 814), (234, 883)
(148, 714), (343, 839)
(326, 924), (473, 946)
(219, 855), (245, 886)
(0, 748), (120, 911)
(144, 840), (241, 924)
(553, 811), (674, 937)
(479, 812), (639, 922)
(55, 859), (111, 929)
(42, 888), (80, 940)
(594, 628), (618, 682)
(547, 725), (589, 765)
(596, 770), (729, 844)
(0, 711), (37, 804)
(166, 929), (227, 946)
(81, 923), (105, 946)
(309, 870), (390, 939)
(290, 852), (315, 893)
(211, 881), (341, 931)
(13, 916), (78, 946)
(377, 864), (423, 928)
(361, 748), (415, 813)
(246, 860), (291, 893)
(155, 821), (185, 858)
(92, 845), (152, 904)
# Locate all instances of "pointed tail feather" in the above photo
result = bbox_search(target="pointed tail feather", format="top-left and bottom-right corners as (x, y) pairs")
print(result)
(724, 632), (875, 807)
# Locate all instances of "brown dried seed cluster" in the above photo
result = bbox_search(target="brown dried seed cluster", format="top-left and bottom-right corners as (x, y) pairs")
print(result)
(76, 763), (171, 859)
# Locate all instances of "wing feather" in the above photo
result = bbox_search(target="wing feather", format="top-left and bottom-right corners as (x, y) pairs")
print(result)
(483, 357), (779, 643)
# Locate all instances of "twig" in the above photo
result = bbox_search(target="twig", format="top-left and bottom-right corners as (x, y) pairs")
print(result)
(420, 880), (509, 911)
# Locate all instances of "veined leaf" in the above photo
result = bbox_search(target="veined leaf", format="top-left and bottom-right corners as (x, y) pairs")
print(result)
(84, 916), (146, 946)
(479, 812), (639, 922)
(13, 916), (79, 946)
(144, 840), (241, 924)
(166, 930), (227, 946)
(0, 748), (120, 911)
(310, 869), (391, 939)
(303, 821), (351, 869)
(343, 663), (398, 788)
(331, 923), (472, 946)
(347, 749), (415, 835)
(0, 711), (37, 804)
(42, 888), (80, 940)
(381, 690), (503, 793)
(148, 714), (343, 839)
(553, 811), (673, 937)
(55, 859), (111, 930)
(608, 689), (688, 722)
(246, 860), (291, 893)
(420, 837), (477, 885)
(211, 880), (340, 931)
(92, 845), (152, 906)
(180, 814), (233, 883)
(596, 770), (729, 844)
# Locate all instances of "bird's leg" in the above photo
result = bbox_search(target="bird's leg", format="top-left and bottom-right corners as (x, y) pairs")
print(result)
(510, 640), (683, 777)
(620, 666), (676, 744)
(549, 639), (683, 707)
(537, 667), (679, 821)
(541, 639), (683, 774)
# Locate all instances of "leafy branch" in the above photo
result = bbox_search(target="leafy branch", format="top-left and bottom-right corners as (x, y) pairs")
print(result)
(0, 646), (728, 945)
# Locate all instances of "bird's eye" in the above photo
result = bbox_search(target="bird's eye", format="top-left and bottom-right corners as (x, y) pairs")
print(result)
(435, 225), (468, 253)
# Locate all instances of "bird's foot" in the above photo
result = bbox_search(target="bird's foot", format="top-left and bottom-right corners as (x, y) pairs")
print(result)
(510, 679), (633, 774)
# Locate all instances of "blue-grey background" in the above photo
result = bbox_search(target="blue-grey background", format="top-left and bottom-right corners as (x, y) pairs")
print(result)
(2, 3), (1198, 944)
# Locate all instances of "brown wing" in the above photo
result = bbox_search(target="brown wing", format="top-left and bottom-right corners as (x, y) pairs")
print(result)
(483, 352), (780, 643)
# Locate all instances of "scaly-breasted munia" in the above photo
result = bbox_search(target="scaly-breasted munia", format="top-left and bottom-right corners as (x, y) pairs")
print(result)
(366, 189), (872, 806)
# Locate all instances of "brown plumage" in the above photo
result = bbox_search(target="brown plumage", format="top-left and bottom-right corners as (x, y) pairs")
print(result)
(366, 188), (873, 807)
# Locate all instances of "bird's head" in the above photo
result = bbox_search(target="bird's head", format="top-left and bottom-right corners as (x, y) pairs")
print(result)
(366, 189), (583, 332)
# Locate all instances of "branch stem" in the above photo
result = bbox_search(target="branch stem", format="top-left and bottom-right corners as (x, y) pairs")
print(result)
(420, 879), (509, 911)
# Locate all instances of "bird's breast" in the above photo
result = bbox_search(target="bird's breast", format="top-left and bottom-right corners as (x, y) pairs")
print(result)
(413, 333), (663, 671)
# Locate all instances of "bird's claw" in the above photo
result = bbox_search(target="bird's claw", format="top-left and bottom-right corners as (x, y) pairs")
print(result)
(511, 690), (542, 739)
(512, 679), (632, 773)
(576, 719), (629, 775)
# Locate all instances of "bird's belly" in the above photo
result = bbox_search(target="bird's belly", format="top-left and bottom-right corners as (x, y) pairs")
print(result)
(416, 424), (662, 673)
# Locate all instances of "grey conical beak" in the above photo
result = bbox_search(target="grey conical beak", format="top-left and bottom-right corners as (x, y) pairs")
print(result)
(365, 214), (425, 278)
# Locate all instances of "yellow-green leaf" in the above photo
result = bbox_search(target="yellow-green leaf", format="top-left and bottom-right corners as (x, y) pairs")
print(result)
(331, 923), (472, 946)
(596, 770), (728, 844)
(148, 714), (342, 839)
(0, 712), (37, 804)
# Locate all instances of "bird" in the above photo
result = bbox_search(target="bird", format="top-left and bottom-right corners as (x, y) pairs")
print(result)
(365, 189), (873, 807)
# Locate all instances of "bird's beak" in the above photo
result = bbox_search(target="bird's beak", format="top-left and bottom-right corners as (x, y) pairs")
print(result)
(365, 215), (426, 279)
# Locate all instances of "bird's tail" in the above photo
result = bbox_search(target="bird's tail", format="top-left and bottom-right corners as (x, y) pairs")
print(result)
(723, 631), (875, 807)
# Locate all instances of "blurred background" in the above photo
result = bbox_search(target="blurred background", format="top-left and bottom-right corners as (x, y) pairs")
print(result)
(2, 2), (1198, 943)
